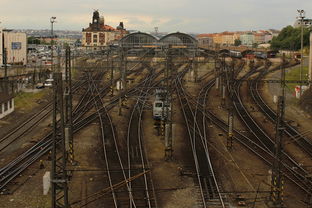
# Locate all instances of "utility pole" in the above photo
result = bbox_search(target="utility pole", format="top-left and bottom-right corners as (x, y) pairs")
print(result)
(270, 54), (286, 208)
(193, 48), (198, 82)
(50, 17), (56, 73)
(215, 54), (220, 90)
(227, 60), (235, 150)
(64, 47), (74, 166)
(110, 49), (114, 96)
(118, 47), (126, 115)
(57, 47), (61, 72)
(3, 48), (7, 79)
(165, 46), (173, 160)
(298, 9), (305, 97)
(221, 54), (226, 107)
(121, 47), (127, 92)
(51, 72), (69, 208)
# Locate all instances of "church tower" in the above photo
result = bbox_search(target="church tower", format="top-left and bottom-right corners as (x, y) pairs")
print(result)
(92, 10), (100, 29)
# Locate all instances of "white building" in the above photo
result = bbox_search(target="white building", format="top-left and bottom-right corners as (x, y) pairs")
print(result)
(3, 30), (27, 65)
(240, 33), (254, 46)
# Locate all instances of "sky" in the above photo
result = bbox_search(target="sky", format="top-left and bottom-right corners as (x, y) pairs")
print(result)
(0, 0), (311, 33)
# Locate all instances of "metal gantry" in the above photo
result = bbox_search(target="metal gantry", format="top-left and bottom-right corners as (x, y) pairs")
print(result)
(64, 47), (74, 165)
(164, 46), (173, 160)
(226, 60), (235, 150)
(270, 55), (286, 208)
(51, 72), (69, 208)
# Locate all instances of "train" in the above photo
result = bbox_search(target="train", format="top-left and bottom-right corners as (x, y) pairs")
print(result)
(229, 50), (243, 58)
(253, 51), (267, 59)
(153, 89), (171, 120)
(219, 50), (243, 58)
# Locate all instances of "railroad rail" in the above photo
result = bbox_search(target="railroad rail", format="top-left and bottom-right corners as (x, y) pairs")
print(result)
(230, 62), (312, 194)
(0, 57), (151, 192)
(126, 63), (159, 208)
(249, 67), (312, 157)
(175, 64), (226, 207)
(0, 79), (87, 152)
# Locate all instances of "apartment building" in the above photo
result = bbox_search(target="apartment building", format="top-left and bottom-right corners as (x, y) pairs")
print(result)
(240, 33), (254, 46)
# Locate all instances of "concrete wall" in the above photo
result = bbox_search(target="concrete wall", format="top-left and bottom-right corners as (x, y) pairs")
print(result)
(0, 98), (14, 119)
(310, 32), (312, 82)
(3, 31), (27, 65)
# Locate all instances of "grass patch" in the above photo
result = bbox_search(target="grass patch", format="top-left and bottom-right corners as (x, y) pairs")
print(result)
(14, 90), (50, 111)
(285, 65), (309, 90)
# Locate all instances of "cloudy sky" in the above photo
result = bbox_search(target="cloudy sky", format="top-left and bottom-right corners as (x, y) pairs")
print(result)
(0, 0), (311, 33)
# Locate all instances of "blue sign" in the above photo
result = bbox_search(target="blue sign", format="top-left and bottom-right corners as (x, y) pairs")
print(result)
(12, 42), (22, 50)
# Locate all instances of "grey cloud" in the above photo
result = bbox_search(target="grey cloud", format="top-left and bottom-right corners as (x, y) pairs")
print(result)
(0, 0), (312, 33)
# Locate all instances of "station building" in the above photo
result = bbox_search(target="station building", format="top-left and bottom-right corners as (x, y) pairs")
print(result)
(82, 10), (128, 50)
(0, 28), (27, 65)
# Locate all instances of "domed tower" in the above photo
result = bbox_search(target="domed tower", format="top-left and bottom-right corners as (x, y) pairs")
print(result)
(92, 10), (100, 29)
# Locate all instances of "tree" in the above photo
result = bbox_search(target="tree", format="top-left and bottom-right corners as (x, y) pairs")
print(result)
(270, 25), (312, 50)
(252, 43), (258, 48)
(27, 37), (41, 44)
(234, 39), (241, 46)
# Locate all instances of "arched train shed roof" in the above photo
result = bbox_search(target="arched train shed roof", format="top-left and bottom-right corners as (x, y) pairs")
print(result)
(159, 32), (198, 48)
(119, 32), (158, 47)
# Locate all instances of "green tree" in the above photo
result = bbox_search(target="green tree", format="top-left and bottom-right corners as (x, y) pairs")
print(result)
(234, 39), (241, 46)
(252, 43), (258, 48)
(27, 36), (41, 44)
(270, 25), (311, 50)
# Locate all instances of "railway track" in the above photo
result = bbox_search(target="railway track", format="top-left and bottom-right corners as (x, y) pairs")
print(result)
(249, 67), (312, 158)
(0, 80), (87, 152)
(126, 64), (158, 208)
(176, 59), (311, 204)
(229, 62), (312, 194)
(76, 60), (162, 207)
(0, 59), (148, 192)
(175, 65), (226, 208)
(79, 71), (137, 207)
(0, 57), (162, 193)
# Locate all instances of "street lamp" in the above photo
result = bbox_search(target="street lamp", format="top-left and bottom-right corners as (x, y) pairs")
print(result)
(297, 10), (305, 97)
(50, 17), (56, 73)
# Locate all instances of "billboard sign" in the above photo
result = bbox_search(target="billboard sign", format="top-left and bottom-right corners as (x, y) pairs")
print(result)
(12, 42), (22, 50)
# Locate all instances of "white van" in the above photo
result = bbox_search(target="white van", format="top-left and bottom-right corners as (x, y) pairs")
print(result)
(44, 79), (54, 87)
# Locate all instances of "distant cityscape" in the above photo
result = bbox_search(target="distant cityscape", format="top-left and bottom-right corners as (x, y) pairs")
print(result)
(196, 29), (280, 48)
(0, 10), (310, 67)
(15, 29), (82, 39)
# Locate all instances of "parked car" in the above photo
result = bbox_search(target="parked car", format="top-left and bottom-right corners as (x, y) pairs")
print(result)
(36, 83), (45, 89)
(44, 79), (54, 87)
